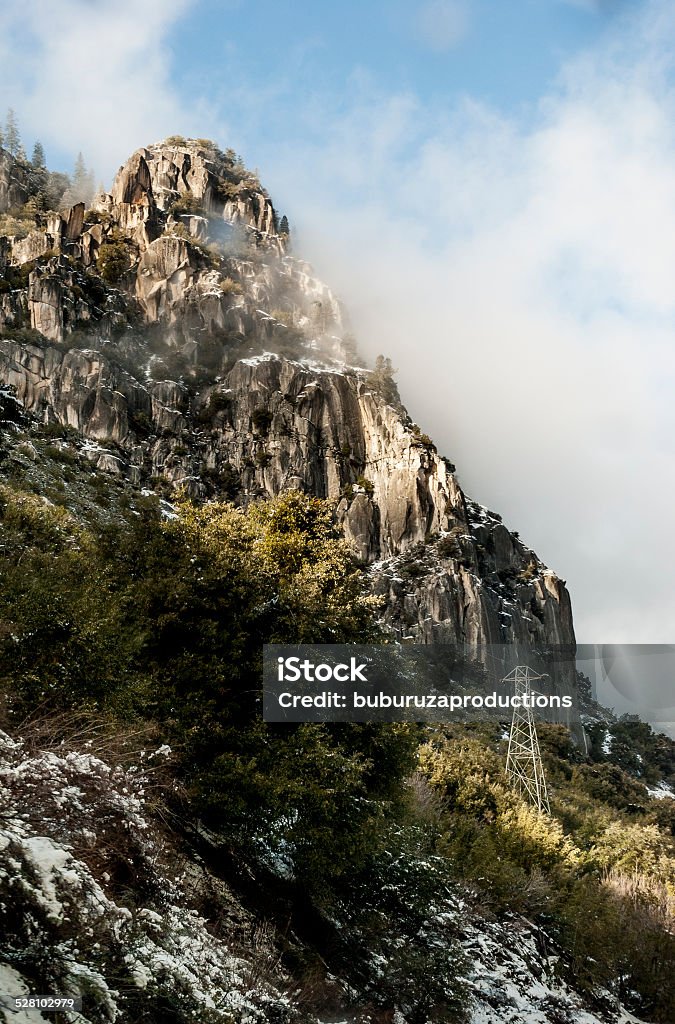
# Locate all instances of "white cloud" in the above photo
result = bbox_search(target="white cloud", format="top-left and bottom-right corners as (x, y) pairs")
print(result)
(0, 0), (206, 179)
(263, 1), (675, 645)
(414, 0), (469, 52)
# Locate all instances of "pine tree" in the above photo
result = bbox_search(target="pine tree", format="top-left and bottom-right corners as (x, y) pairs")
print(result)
(73, 152), (95, 206)
(367, 355), (400, 407)
(31, 141), (46, 169)
(5, 109), (20, 156)
(60, 152), (95, 210)
(73, 151), (87, 192)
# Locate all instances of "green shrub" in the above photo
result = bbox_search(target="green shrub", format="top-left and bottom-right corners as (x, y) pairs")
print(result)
(43, 444), (79, 466)
(0, 211), (35, 239)
(170, 194), (204, 216)
(0, 325), (46, 346)
(129, 410), (153, 437)
(219, 275), (242, 295)
(251, 407), (273, 434)
(437, 527), (464, 560)
(196, 390), (231, 424)
(202, 462), (239, 499)
(412, 427), (435, 450)
(366, 354), (400, 407)
(96, 238), (131, 284)
(36, 421), (80, 441)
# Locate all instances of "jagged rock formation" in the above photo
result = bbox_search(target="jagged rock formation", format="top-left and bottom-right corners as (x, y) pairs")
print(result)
(0, 150), (28, 213)
(0, 138), (575, 653)
(0, 139), (340, 345)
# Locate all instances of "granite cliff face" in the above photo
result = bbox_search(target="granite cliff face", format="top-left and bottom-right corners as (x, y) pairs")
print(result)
(0, 149), (29, 213)
(0, 139), (574, 651)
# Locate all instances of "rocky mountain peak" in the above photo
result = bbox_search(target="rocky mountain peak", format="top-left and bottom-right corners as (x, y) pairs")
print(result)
(0, 137), (575, 653)
(2, 137), (673, 1024)
(99, 137), (284, 255)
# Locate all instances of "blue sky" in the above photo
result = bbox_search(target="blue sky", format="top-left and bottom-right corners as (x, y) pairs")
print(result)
(1, 1), (675, 716)
(168, 0), (616, 131)
(0, 1), (636, 181)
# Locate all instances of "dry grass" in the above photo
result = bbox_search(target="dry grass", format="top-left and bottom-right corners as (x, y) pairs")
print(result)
(7, 704), (160, 766)
(404, 770), (447, 826)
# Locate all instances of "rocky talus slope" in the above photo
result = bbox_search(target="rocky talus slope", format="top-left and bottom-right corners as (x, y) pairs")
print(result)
(0, 139), (573, 653)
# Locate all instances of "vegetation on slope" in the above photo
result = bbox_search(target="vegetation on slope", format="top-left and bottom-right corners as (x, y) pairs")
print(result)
(418, 726), (675, 1017)
(0, 450), (673, 1021)
(0, 479), (416, 885)
(0, 125), (674, 1020)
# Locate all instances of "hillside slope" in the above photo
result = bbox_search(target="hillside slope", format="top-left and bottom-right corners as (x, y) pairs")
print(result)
(1, 139), (674, 1024)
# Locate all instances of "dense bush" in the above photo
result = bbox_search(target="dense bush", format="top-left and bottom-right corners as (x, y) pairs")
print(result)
(96, 236), (131, 284)
(251, 407), (273, 434)
(170, 194), (204, 216)
(0, 487), (414, 884)
(366, 354), (400, 407)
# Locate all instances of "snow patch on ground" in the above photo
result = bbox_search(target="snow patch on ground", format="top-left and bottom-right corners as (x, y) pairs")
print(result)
(0, 726), (648, 1024)
(646, 780), (675, 799)
(0, 729), (291, 1023)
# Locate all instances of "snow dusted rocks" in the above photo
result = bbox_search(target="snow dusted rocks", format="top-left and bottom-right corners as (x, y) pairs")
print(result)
(0, 728), (642, 1024)
(458, 907), (640, 1024)
(0, 729), (291, 1023)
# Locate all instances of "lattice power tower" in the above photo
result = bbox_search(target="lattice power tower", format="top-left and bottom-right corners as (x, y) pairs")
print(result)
(504, 665), (550, 814)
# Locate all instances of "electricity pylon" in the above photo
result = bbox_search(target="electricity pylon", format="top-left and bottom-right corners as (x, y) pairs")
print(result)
(504, 665), (550, 814)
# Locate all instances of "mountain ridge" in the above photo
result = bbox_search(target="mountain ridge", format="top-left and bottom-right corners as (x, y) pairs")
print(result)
(0, 137), (574, 653)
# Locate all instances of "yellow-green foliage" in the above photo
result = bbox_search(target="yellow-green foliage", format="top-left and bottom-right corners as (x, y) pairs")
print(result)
(0, 486), (413, 884)
(0, 484), (76, 549)
(96, 232), (131, 283)
(0, 210), (36, 239)
(589, 819), (675, 880)
(417, 727), (675, 1018)
(219, 275), (242, 295)
(171, 491), (381, 644)
(419, 735), (579, 907)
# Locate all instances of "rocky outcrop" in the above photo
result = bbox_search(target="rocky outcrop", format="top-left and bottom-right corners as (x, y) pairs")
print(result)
(99, 141), (283, 254)
(0, 140), (340, 353)
(0, 136), (576, 654)
(0, 337), (575, 650)
(0, 148), (29, 213)
(369, 525), (575, 649)
(27, 264), (65, 341)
